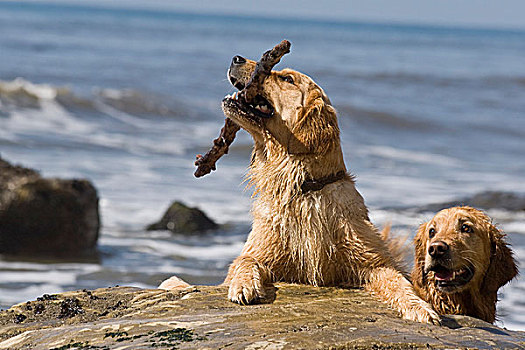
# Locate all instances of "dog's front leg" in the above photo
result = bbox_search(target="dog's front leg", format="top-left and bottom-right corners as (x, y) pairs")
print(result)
(224, 255), (273, 305)
(365, 267), (441, 324)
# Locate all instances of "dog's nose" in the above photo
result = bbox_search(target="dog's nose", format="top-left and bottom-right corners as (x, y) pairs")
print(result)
(428, 241), (449, 258)
(232, 55), (246, 65)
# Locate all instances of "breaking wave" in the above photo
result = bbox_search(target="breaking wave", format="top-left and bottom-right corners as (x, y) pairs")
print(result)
(0, 78), (230, 157)
(0, 78), (195, 119)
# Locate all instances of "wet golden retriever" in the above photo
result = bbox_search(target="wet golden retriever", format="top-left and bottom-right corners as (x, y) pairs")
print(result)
(219, 54), (440, 324)
(412, 206), (518, 323)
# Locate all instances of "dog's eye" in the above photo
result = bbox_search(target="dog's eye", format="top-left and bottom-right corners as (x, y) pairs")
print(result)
(461, 224), (473, 233)
(429, 228), (436, 238)
(280, 75), (294, 84)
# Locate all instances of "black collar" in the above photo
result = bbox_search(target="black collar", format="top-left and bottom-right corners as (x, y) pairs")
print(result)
(301, 170), (346, 194)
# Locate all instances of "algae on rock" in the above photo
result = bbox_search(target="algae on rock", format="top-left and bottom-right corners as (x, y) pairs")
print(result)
(0, 284), (523, 349)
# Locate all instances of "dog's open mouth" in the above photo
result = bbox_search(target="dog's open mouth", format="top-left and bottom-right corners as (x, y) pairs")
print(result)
(223, 91), (274, 120)
(427, 264), (474, 292)
(224, 75), (274, 120)
(224, 91), (274, 119)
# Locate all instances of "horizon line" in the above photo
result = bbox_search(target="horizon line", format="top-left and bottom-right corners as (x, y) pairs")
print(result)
(2, 0), (525, 33)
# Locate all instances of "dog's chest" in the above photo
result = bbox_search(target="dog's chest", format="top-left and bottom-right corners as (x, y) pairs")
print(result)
(253, 194), (362, 285)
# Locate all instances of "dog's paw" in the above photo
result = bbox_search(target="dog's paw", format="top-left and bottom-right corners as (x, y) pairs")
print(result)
(404, 302), (442, 325)
(228, 276), (264, 305)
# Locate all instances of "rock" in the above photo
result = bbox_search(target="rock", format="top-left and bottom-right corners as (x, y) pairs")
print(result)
(146, 201), (218, 233)
(0, 284), (523, 349)
(403, 191), (525, 213)
(0, 157), (100, 257)
(468, 191), (525, 211)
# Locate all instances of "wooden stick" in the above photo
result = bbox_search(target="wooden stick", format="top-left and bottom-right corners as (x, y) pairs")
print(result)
(194, 40), (291, 178)
(194, 118), (240, 177)
(242, 40), (291, 103)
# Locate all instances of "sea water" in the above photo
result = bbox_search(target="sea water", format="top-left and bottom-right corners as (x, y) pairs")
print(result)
(0, 1), (524, 330)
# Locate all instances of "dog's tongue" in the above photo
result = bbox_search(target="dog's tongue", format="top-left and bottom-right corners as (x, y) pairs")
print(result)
(434, 269), (454, 281)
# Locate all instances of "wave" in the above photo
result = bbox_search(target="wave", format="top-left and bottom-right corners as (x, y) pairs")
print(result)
(94, 88), (191, 118)
(0, 78), (71, 109)
(0, 78), (228, 157)
(0, 78), (194, 119)
(337, 104), (435, 131)
(358, 145), (462, 167)
(313, 69), (525, 88)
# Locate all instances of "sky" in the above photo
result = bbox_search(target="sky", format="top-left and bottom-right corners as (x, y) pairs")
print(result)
(22, 0), (525, 30)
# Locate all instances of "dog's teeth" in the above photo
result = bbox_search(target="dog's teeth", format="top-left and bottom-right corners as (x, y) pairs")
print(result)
(232, 91), (238, 100)
(255, 104), (269, 113)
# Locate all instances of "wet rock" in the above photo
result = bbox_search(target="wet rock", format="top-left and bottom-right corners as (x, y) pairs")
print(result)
(0, 284), (523, 349)
(416, 191), (525, 212)
(146, 201), (218, 234)
(58, 298), (84, 319)
(0, 157), (100, 257)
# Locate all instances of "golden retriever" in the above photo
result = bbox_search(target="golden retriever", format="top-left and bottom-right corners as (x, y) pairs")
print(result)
(219, 54), (440, 324)
(412, 206), (518, 323)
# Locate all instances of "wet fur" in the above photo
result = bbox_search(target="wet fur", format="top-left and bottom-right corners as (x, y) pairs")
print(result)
(222, 58), (440, 324)
(412, 206), (518, 323)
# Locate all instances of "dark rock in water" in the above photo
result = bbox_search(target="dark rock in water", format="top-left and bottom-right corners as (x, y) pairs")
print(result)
(147, 201), (218, 234)
(417, 191), (525, 213)
(0, 284), (523, 349)
(0, 157), (100, 257)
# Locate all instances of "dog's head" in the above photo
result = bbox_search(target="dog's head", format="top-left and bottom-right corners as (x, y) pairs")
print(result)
(222, 55), (341, 162)
(413, 206), (518, 294)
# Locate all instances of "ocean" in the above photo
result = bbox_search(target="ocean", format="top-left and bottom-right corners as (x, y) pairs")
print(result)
(0, 1), (524, 330)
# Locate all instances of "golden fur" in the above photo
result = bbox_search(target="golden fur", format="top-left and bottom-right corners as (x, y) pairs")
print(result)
(412, 206), (518, 323)
(220, 57), (440, 324)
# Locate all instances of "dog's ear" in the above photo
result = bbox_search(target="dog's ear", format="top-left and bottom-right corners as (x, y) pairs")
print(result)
(288, 89), (339, 155)
(411, 222), (428, 288)
(481, 223), (518, 293)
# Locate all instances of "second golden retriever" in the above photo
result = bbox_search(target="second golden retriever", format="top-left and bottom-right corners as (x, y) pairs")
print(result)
(412, 206), (518, 323)
(221, 54), (439, 323)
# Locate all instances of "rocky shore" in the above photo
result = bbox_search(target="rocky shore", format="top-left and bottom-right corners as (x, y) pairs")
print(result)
(0, 284), (523, 349)
(408, 191), (525, 213)
(0, 157), (100, 257)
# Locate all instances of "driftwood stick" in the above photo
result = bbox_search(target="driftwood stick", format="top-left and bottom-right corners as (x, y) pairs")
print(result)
(194, 40), (291, 178)
(242, 39), (291, 103)
(194, 118), (240, 177)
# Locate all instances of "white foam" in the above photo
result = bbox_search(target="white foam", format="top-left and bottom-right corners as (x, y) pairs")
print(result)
(98, 88), (125, 100)
(93, 99), (156, 129)
(0, 270), (78, 285)
(0, 284), (65, 306)
(370, 209), (430, 228)
(6, 98), (94, 135)
(499, 222), (525, 235)
(0, 260), (100, 272)
(0, 262), (100, 286)
(0, 78), (59, 100)
(99, 236), (244, 261)
(496, 279), (525, 331)
(357, 145), (463, 167)
(357, 173), (454, 208)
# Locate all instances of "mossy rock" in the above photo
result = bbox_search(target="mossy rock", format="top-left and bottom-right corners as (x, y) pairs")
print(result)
(0, 284), (523, 349)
